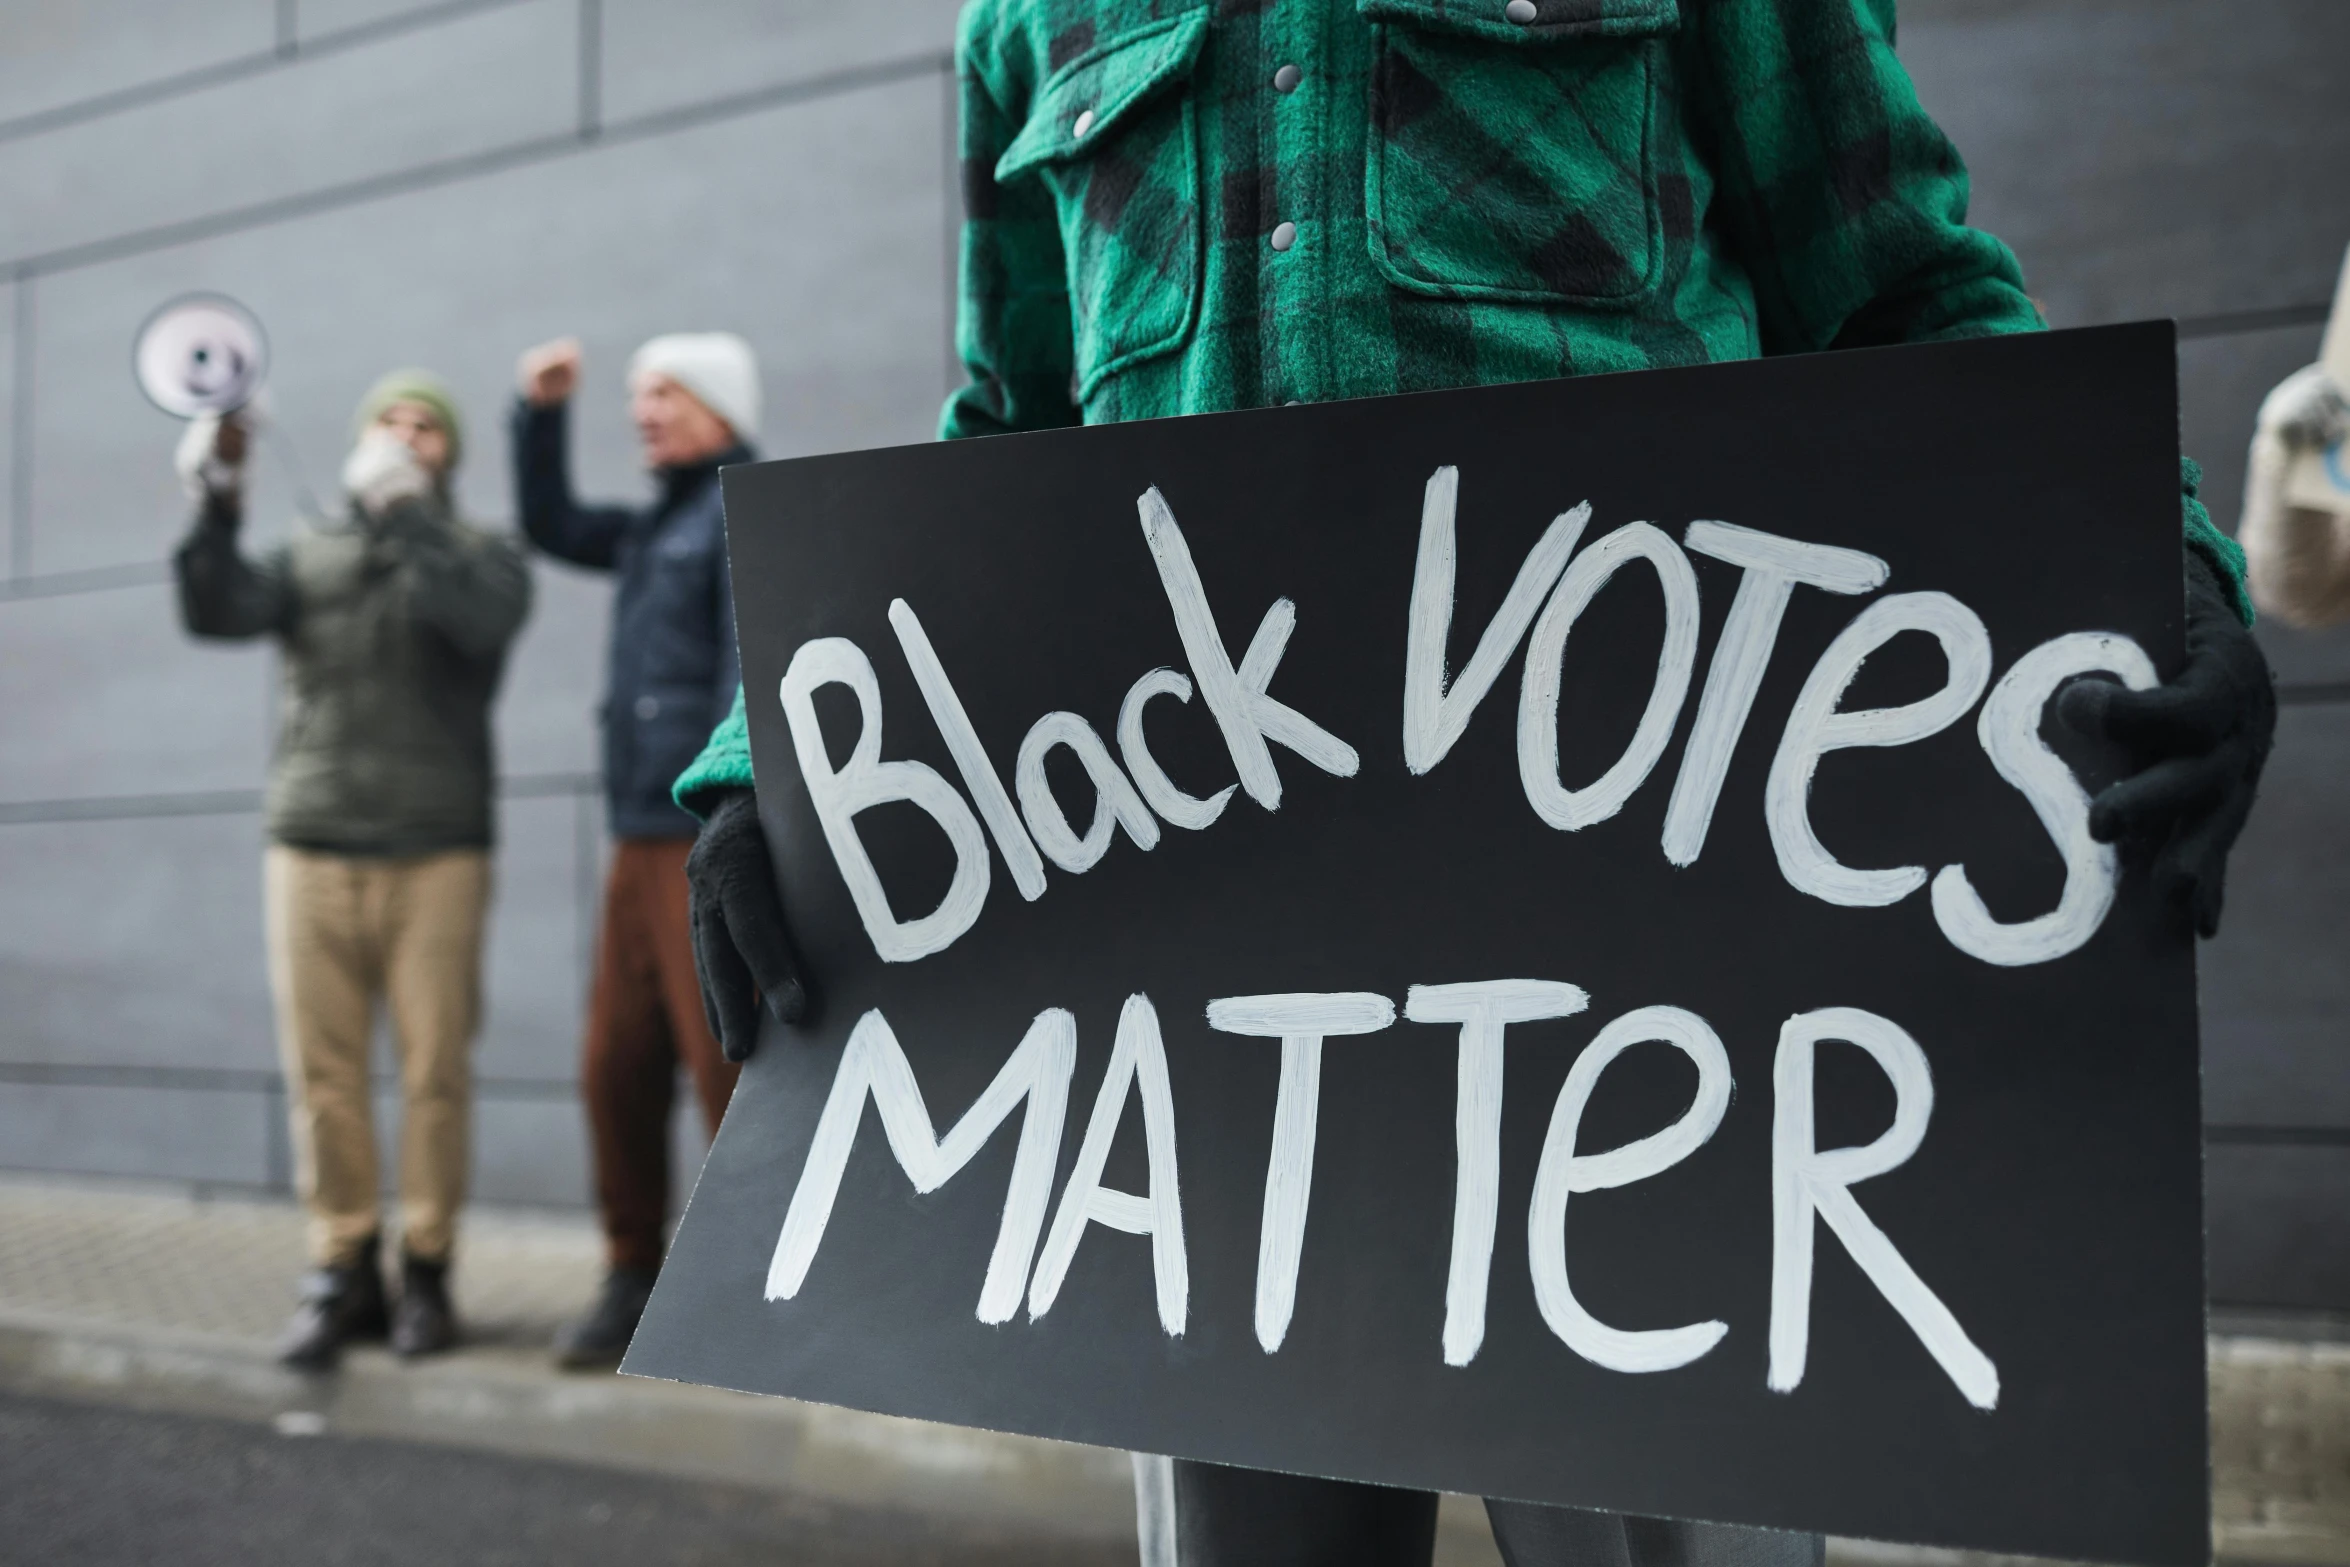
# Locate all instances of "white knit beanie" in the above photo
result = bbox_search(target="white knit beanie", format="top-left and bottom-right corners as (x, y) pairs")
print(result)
(629, 332), (761, 443)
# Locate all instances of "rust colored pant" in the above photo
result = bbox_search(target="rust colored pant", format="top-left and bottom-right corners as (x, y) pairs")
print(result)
(584, 838), (739, 1272)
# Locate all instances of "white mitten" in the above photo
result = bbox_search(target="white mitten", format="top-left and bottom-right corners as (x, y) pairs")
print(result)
(341, 429), (433, 516)
(2256, 363), (2348, 450)
(173, 414), (242, 501)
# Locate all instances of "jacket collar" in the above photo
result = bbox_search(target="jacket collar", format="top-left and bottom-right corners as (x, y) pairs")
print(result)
(654, 442), (754, 510)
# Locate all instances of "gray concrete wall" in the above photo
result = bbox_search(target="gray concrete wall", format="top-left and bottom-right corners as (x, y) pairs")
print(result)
(0, 0), (2342, 1306)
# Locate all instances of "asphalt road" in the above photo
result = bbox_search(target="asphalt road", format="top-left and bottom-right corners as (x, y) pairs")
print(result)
(0, 1392), (1137, 1567)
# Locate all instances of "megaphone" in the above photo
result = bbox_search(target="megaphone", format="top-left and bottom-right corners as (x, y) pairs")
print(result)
(133, 293), (327, 518)
(133, 293), (269, 417)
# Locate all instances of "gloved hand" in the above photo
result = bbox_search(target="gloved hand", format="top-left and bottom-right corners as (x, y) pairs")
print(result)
(340, 428), (434, 517)
(2257, 364), (2348, 451)
(687, 788), (812, 1062)
(2058, 551), (2275, 937)
(174, 411), (247, 501)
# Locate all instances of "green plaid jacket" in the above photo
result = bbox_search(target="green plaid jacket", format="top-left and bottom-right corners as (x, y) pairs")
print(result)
(675, 0), (2246, 809)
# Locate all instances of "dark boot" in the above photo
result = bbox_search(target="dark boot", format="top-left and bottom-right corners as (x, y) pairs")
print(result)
(391, 1251), (459, 1358)
(553, 1266), (659, 1370)
(277, 1237), (389, 1371)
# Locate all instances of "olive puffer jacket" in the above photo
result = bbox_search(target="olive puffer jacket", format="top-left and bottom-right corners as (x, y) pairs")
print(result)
(174, 490), (534, 854)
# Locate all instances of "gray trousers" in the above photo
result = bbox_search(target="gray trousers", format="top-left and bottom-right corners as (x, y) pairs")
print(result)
(1134, 1456), (1825, 1567)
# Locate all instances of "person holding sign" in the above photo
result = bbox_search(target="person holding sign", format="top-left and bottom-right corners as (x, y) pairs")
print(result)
(511, 333), (765, 1369)
(670, 1), (2277, 1561)
(174, 373), (532, 1370)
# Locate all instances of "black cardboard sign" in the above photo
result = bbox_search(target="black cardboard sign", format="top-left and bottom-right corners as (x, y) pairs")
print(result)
(626, 325), (2207, 1566)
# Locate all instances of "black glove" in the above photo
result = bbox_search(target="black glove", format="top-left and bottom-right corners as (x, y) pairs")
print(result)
(2058, 551), (2275, 937)
(686, 789), (812, 1061)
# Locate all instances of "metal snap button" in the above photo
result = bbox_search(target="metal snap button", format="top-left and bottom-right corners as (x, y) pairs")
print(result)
(1270, 221), (1298, 252)
(1072, 108), (1096, 138)
(1505, 0), (1538, 21)
(1273, 63), (1302, 93)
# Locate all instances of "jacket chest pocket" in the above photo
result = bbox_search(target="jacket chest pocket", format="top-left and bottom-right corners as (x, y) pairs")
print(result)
(996, 10), (1210, 402)
(1363, 0), (1679, 304)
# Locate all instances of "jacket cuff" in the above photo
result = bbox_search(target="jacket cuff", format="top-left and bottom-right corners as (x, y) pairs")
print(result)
(511, 394), (564, 435)
(2180, 456), (2254, 626)
(195, 487), (243, 533)
(673, 684), (756, 820)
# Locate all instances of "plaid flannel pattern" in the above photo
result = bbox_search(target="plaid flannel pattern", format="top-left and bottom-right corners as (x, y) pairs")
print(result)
(941, 0), (2055, 436)
(674, 0), (2246, 811)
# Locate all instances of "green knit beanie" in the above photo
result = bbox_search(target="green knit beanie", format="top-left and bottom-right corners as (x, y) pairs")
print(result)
(352, 368), (464, 470)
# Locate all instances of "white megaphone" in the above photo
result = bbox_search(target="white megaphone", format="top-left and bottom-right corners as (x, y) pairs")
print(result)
(133, 293), (325, 517)
(133, 293), (268, 417)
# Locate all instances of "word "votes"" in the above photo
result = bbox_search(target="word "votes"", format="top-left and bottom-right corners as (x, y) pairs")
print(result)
(768, 985), (1999, 1412)
(780, 470), (2157, 970)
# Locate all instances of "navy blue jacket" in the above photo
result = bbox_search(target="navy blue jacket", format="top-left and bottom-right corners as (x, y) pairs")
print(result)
(511, 400), (747, 840)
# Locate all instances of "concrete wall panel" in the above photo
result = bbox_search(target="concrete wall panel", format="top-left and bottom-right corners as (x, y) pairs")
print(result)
(0, 583), (270, 803)
(476, 793), (588, 1082)
(2, 275), (16, 573)
(0, 1081), (601, 1209)
(297, 0), (508, 37)
(2256, 619), (2350, 698)
(466, 1095), (589, 1210)
(0, 0), (578, 265)
(2208, 1145), (2350, 1310)
(0, 1082), (273, 1187)
(1902, 0), (2350, 329)
(2201, 703), (2350, 1128)
(597, 0), (962, 123)
(0, 812), (274, 1073)
(0, 4), (275, 131)
(18, 258), (191, 580)
(494, 560), (608, 782)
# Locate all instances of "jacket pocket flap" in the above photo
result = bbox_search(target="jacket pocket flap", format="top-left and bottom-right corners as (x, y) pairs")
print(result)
(1357, 0), (1677, 43)
(996, 9), (1211, 181)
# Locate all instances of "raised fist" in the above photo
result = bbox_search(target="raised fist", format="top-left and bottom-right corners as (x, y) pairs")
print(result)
(518, 338), (582, 407)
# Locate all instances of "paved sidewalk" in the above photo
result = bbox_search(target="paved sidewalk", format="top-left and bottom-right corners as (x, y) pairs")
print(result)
(1, 1178), (2344, 1566)
(0, 1177), (597, 1347)
(0, 1179), (1151, 1554)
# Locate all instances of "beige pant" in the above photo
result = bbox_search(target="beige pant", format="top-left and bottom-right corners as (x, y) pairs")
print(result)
(264, 846), (491, 1267)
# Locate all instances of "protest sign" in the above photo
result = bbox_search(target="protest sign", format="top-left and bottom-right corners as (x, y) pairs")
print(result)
(627, 324), (2206, 1565)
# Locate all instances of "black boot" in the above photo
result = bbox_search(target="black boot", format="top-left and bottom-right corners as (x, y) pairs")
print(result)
(391, 1250), (459, 1358)
(553, 1266), (658, 1370)
(278, 1237), (389, 1371)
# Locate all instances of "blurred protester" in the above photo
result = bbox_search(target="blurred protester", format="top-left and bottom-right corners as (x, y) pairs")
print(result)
(173, 372), (533, 1370)
(2241, 364), (2350, 626)
(511, 334), (757, 1368)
